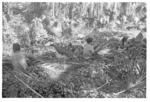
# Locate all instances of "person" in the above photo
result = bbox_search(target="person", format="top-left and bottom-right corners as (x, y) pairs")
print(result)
(83, 37), (94, 59)
(11, 43), (28, 75)
(121, 36), (128, 47)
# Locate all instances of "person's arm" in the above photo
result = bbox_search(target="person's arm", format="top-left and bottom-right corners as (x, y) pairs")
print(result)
(91, 46), (95, 53)
(89, 45), (95, 55)
(20, 56), (28, 70)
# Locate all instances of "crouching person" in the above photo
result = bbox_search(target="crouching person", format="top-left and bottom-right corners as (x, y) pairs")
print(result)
(11, 43), (28, 76)
(83, 37), (95, 60)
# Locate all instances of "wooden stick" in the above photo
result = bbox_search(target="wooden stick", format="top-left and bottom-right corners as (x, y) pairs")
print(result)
(14, 75), (44, 98)
(96, 79), (112, 90)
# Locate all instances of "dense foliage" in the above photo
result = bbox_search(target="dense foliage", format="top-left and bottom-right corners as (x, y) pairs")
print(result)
(2, 2), (146, 98)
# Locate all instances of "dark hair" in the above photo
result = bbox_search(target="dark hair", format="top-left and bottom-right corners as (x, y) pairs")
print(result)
(86, 37), (93, 44)
(53, 21), (58, 27)
(13, 43), (20, 52)
(121, 36), (128, 46)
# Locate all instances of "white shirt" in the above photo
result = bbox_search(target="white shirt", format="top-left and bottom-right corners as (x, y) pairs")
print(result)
(83, 44), (94, 57)
(11, 52), (27, 72)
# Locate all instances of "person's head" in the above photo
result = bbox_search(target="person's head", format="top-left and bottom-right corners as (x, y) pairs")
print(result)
(53, 21), (58, 27)
(86, 37), (93, 44)
(68, 42), (72, 47)
(13, 43), (21, 53)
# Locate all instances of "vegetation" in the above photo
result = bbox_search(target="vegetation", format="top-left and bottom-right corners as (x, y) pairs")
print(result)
(2, 2), (146, 98)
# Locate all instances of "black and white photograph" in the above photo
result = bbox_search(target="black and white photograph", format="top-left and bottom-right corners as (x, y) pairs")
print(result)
(2, 2), (146, 98)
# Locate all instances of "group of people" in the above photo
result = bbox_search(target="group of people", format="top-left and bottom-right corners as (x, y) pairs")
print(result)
(11, 37), (95, 75)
